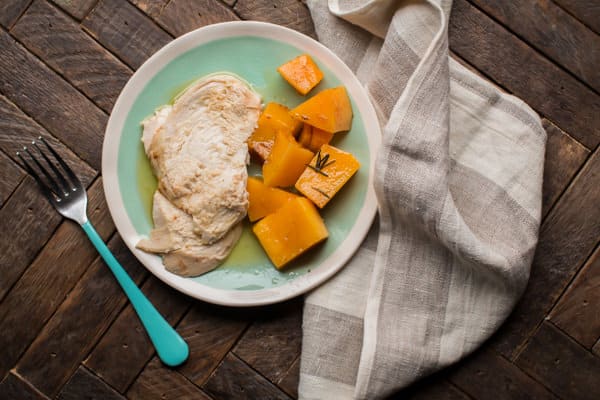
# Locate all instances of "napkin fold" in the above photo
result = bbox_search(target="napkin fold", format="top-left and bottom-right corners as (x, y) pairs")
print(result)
(299, 1), (546, 399)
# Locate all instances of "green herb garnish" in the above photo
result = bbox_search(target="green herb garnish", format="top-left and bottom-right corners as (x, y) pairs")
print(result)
(311, 186), (330, 198)
(306, 150), (335, 177)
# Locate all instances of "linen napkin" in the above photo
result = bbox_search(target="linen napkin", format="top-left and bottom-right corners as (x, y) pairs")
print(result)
(299, 1), (546, 399)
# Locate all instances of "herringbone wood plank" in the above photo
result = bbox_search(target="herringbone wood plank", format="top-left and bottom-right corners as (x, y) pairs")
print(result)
(0, 1), (598, 399)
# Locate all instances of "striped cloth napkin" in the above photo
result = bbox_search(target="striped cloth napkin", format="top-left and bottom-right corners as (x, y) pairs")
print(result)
(299, 1), (546, 399)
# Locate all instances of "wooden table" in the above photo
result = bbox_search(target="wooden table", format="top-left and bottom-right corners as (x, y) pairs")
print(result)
(0, 1), (598, 399)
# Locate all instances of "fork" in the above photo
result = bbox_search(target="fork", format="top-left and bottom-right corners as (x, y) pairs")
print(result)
(18, 137), (189, 367)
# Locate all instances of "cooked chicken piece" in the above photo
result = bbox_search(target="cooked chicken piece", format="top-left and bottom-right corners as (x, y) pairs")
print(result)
(137, 191), (242, 277)
(141, 105), (171, 154)
(135, 73), (261, 277)
(148, 74), (261, 243)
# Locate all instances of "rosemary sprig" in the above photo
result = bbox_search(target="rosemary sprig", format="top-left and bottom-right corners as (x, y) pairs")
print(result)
(311, 186), (330, 198)
(305, 164), (327, 176)
(306, 150), (335, 177)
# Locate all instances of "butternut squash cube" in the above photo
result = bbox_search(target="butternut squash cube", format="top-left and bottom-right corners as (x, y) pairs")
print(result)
(253, 197), (328, 269)
(297, 125), (335, 152)
(298, 123), (313, 148)
(263, 131), (314, 188)
(247, 176), (298, 222)
(248, 102), (303, 162)
(295, 144), (360, 208)
(308, 127), (334, 152)
(290, 86), (353, 133)
(277, 54), (324, 95)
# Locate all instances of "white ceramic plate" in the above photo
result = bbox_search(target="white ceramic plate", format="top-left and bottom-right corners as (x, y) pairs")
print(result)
(102, 21), (380, 306)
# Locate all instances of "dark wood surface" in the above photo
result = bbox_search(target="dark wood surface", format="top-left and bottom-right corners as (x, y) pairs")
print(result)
(0, 1), (598, 399)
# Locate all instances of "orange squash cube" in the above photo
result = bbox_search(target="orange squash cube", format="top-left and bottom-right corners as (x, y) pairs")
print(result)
(263, 131), (314, 188)
(252, 197), (328, 269)
(247, 176), (298, 222)
(248, 102), (303, 162)
(290, 87), (353, 133)
(298, 123), (313, 148)
(277, 54), (324, 95)
(297, 125), (335, 152)
(295, 144), (360, 208)
(308, 127), (334, 152)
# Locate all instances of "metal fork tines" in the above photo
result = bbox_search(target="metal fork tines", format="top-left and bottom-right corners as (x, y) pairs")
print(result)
(17, 137), (88, 224)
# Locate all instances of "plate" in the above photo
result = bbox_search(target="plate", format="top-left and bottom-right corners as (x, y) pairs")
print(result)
(102, 21), (381, 306)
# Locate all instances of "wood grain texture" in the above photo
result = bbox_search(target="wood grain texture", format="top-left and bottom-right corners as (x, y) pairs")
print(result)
(13, 0), (132, 113)
(234, 0), (317, 38)
(83, 0), (172, 69)
(593, 338), (600, 357)
(0, 179), (113, 379)
(403, 384), (470, 400)
(0, 2), (599, 399)
(492, 149), (600, 359)
(51, 0), (98, 20)
(449, 0), (600, 149)
(0, 150), (24, 207)
(15, 234), (146, 398)
(276, 356), (299, 399)
(541, 119), (589, 218)
(394, 375), (470, 400)
(554, 0), (600, 34)
(0, 372), (48, 400)
(0, 177), (61, 301)
(157, 0), (239, 37)
(448, 348), (558, 400)
(233, 299), (302, 383)
(84, 275), (190, 393)
(470, 0), (600, 92)
(127, 358), (212, 400)
(0, 30), (107, 169)
(203, 353), (291, 400)
(0, 0), (31, 28)
(516, 322), (600, 400)
(57, 367), (125, 400)
(176, 304), (250, 385)
(130, 0), (169, 18)
(549, 246), (600, 348)
(0, 94), (96, 301)
(0, 94), (97, 182)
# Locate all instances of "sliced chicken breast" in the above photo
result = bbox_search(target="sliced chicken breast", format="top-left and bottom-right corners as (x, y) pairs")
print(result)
(136, 73), (261, 277)
(148, 74), (261, 243)
(137, 191), (242, 277)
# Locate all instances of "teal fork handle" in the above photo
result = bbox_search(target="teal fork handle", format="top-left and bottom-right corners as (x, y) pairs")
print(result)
(81, 220), (189, 367)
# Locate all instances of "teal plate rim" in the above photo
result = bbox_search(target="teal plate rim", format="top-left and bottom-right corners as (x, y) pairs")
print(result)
(102, 21), (381, 307)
